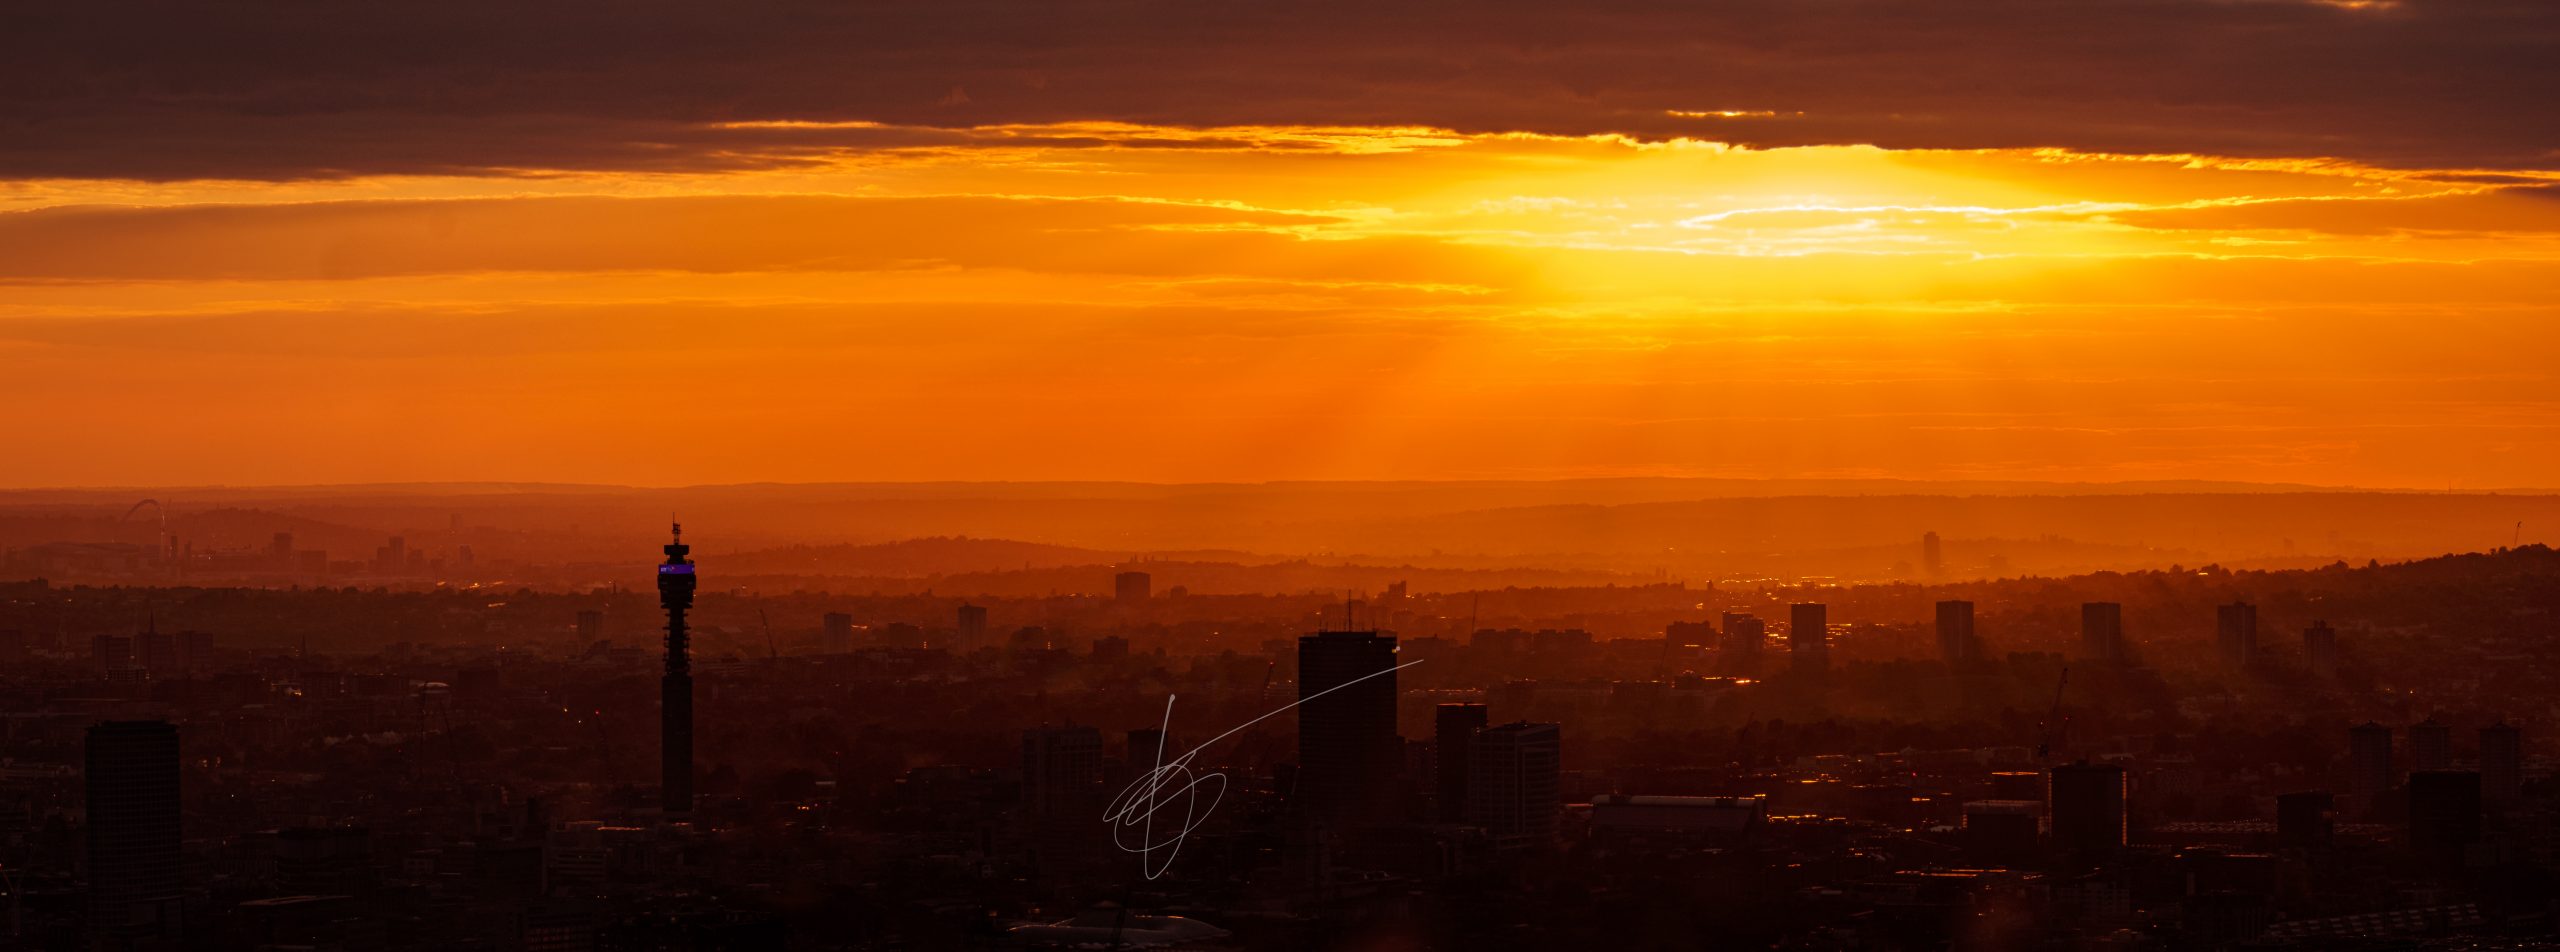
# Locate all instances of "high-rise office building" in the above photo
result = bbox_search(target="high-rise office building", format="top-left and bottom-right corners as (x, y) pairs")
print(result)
(1466, 722), (1561, 846)
(821, 612), (854, 654)
(1297, 630), (1400, 824)
(86, 720), (183, 947)
(1434, 703), (1489, 823)
(2048, 762), (2128, 856)
(957, 603), (988, 651)
(2216, 602), (2258, 670)
(1788, 603), (1828, 674)
(575, 609), (604, 645)
(2081, 603), (2126, 664)
(1920, 531), (1943, 576)
(1114, 570), (1151, 603)
(2409, 717), (2452, 772)
(2303, 621), (2339, 680)
(1935, 600), (1976, 665)
(657, 523), (697, 814)
(2348, 721), (2394, 807)
(2481, 722), (2523, 805)
(2407, 770), (2481, 871)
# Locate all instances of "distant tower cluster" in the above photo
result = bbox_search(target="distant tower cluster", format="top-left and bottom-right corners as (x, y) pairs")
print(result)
(1114, 570), (1151, 604)
(658, 523), (697, 814)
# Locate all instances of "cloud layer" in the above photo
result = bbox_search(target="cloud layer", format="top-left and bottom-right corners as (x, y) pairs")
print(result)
(6, 0), (2557, 180)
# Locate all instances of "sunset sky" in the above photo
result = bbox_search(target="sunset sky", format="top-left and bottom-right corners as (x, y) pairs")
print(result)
(7, 0), (2558, 489)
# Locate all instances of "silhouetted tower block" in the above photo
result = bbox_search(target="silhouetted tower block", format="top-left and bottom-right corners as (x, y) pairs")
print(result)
(1788, 603), (1828, 674)
(2048, 762), (2127, 857)
(2302, 620), (2339, 680)
(86, 720), (183, 947)
(575, 609), (604, 644)
(956, 602), (988, 650)
(2481, 722), (2523, 805)
(1719, 612), (1765, 672)
(2407, 770), (2481, 873)
(1022, 727), (1104, 872)
(1297, 630), (1400, 824)
(821, 612), (854, 654)
(1434, 703), (1489, 823)
(2409, 717), (2452, 773)
(1921, 531), (1944, 576)
(657, 523), (697, 814)
(1935, 600), (1976, 665)
(2216, 602), (2257, 670)
(2349, 721), (2394, 808)
(1466, 722), (1561, 847)
(1114, 570), (1151, 603)
(2080, 602), (2126, 664)
(2276, 791), (2336, 851)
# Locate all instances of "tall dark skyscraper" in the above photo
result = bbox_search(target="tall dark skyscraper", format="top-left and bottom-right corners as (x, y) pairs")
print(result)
(2216, 601), (2258, 670)
(86, 720), (183, 947)
(957, 602), (988, 651)
(2081, 602), (2126, 664)
(1920, 530), (1943, 576)
(1114, 570), (1151, 603)
(658, 523), (697, 814)
(1788, 603), (1828, 673)
(1434, 703), (1489, 823)
(1297, 629), (1400, 824)
(2048, 761), (2128, 856)
(1466, 722), (1562, 846)
(1935, 600), (1976, 665)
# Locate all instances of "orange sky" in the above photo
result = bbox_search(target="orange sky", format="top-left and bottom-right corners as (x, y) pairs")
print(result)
(10, 0), (2555, 489)
(6, 120), (2560, 487)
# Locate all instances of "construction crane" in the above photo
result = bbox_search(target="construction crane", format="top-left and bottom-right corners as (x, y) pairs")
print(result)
(2035, 666), (2070, 761)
